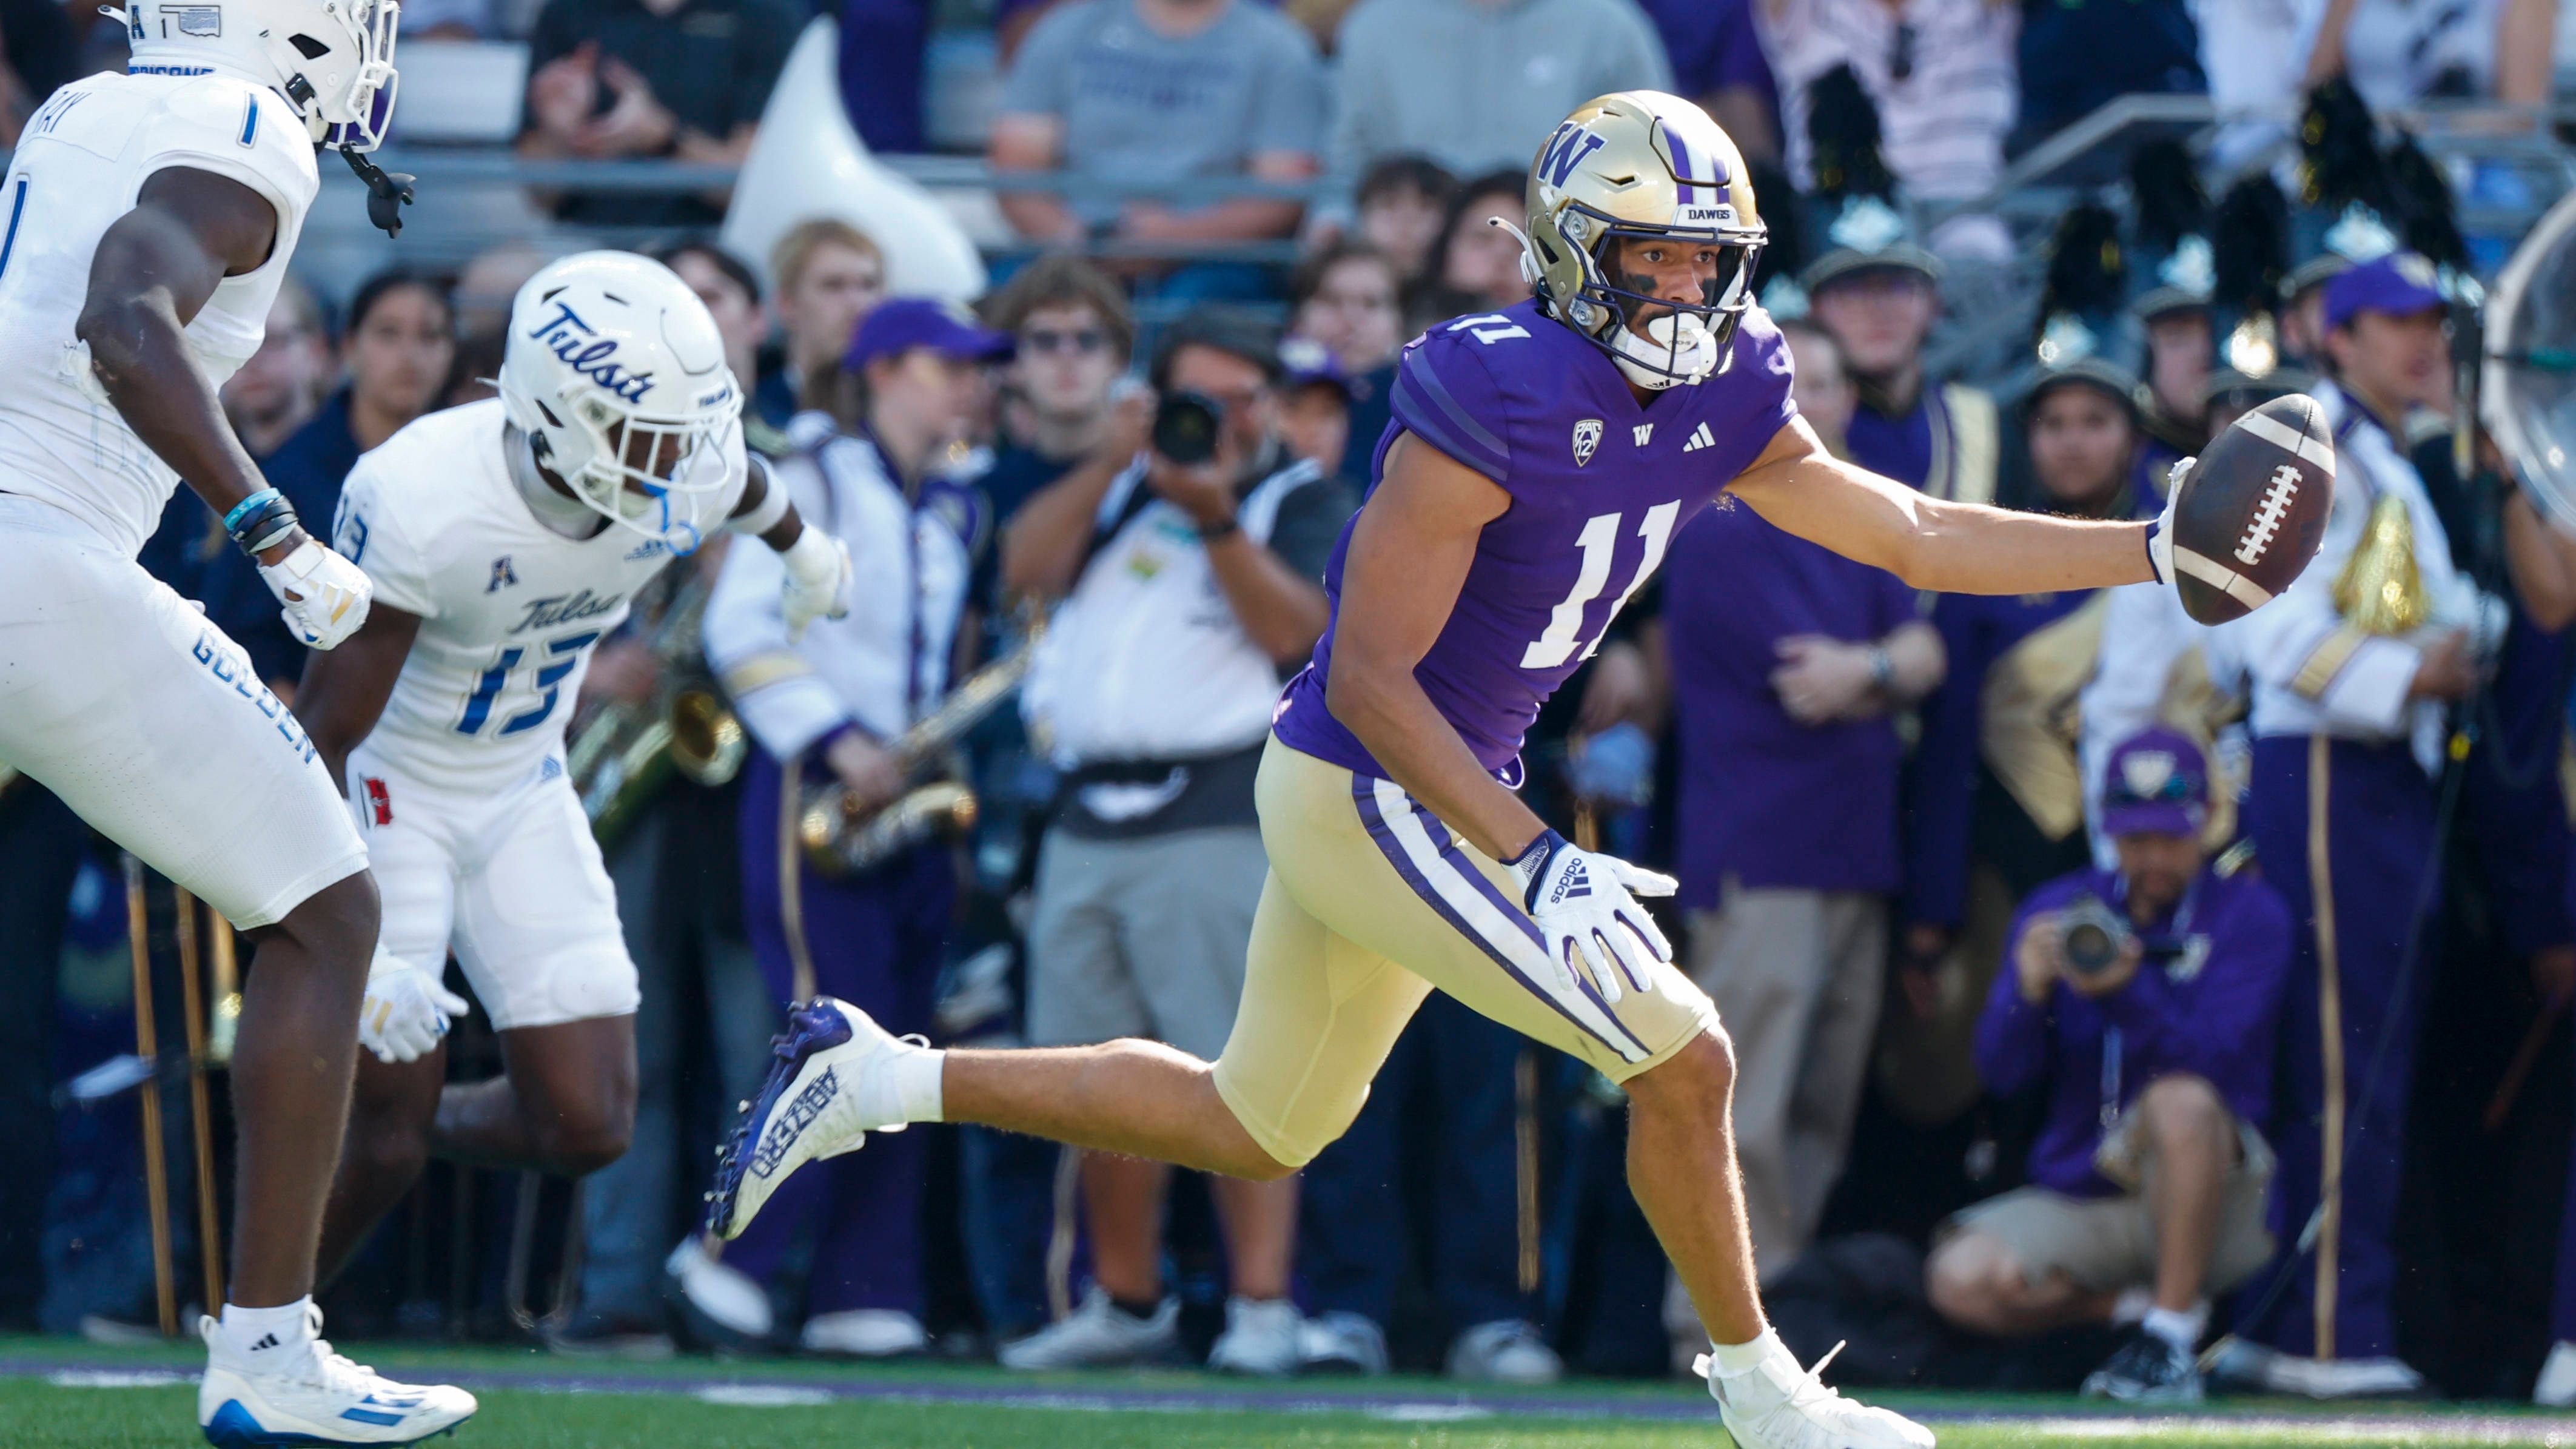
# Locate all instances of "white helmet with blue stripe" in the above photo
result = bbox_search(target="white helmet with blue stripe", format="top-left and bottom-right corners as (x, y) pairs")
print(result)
(498, 250), (743, 556)
(124, 0), (400, 152)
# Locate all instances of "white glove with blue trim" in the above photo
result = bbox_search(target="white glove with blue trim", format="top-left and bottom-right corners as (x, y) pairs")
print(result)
(1508, 828), (1676, 1004)
(359, 947), (470, 1064)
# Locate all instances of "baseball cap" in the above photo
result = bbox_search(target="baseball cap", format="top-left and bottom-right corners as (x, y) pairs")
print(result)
(845, 298), (1015, 372)
(1799, 196), (1942, 296)
(1280, 336), (1353, 399)
(2100, 725), (2210, 839)
(2323, 252), (2445, 333)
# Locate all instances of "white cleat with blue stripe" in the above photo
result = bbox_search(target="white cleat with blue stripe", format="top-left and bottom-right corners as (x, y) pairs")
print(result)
(704, 996), (927, 1242)
(199, 1308), (475, 1447)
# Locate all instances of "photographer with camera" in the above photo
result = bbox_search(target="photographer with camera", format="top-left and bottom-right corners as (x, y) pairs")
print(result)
(1925, 727), (2293, 1404)
(999, 308), (1355, 1374)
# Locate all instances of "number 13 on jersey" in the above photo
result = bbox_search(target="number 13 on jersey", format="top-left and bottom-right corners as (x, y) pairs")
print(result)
(1521, 502), (1678, 669)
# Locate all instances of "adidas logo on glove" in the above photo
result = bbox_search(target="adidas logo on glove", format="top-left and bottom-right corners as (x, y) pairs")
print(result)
(1550, 860), (1593, 905)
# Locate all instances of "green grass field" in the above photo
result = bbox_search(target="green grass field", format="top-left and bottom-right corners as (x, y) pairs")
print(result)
(4, 1337), (2574, 1448)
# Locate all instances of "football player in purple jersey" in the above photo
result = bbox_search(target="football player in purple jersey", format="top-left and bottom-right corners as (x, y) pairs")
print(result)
(708, 91), (2215, 1449)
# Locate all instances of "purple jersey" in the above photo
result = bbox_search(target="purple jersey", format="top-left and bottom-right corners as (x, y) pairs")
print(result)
(1272, 298), (1797, 779)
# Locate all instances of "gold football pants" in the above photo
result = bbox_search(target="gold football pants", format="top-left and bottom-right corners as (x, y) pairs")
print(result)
(1210, 737), (1719, 1168)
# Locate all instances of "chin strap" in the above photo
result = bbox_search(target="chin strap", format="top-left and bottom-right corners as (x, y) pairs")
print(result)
(342, 148), (415, 238)
(1486, 215), (1548, 294)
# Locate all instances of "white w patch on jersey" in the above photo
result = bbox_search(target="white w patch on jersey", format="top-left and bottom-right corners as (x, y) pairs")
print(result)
(334, 399), (746, 792)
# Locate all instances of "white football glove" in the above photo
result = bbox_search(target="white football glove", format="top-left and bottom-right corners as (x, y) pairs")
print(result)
(359, 947), (470, 1064)
(779, 526), (853, 642)
(260, 536), (374, 650)
(2145, 456), (2192, 589)
(1507, 828), (1677, 1004)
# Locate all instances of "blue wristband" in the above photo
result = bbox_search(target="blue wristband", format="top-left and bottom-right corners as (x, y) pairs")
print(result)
(225, 488), (303, 557)
(223, 488), (283, 533)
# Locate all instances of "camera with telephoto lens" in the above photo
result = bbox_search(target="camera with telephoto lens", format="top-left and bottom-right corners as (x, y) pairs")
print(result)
(1152, 391), (1226, 467)
(2059, 898), (2135, 978)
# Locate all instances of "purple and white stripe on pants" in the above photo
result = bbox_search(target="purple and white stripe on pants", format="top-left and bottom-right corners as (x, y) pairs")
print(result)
(1347, 773), (1652, 1063)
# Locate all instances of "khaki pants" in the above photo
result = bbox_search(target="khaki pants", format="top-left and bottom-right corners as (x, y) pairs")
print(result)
(1944, 1109), (2276, 1297)
(1666, 883), (1886, 1346)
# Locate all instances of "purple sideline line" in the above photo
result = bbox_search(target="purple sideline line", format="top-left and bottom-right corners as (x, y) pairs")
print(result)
(8, 1354), (2574, 1438)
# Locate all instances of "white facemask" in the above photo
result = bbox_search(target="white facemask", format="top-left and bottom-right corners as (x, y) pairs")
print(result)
(1611, 311), (1722, 389)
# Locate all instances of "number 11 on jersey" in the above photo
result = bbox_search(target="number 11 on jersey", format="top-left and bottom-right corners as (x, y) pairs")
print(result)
(1520, 502), (1679, 669)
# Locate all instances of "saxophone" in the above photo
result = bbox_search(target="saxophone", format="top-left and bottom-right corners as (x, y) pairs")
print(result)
(569, 568), (749, 847)
(797, 616), (1044, 877)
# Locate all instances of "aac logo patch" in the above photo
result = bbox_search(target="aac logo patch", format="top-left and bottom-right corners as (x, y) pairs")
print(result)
(1571, 419), (1603, 468)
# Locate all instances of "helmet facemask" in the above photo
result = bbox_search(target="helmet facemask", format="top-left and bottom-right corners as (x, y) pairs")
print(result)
(529, 384), (740, 556)
(307, 0), (401, 153)
(1532, 203), (1763, 389)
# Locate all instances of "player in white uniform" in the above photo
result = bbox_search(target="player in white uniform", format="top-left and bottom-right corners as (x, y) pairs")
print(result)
(0, 1), (481, 1442)
(292, 252), (851, 1282)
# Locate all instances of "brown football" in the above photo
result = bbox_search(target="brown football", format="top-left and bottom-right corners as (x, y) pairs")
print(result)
(2167, 393), (2336, 625)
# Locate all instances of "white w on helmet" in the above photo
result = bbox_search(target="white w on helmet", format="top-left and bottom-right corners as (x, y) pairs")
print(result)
(125, 0), (400, 151)
(498, 251), (743, 555)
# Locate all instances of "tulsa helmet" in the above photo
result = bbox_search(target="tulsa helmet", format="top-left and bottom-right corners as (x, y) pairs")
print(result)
(1517, 91), (1766, 389)
(498, 250), (743, 555)
(124, 0), (400, 152)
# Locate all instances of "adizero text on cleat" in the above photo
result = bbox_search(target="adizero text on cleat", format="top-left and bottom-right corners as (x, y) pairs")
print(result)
(703, 997), (923, 1240)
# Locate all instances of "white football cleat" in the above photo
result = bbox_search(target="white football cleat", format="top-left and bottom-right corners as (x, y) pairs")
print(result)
(199, 1308), (475, 1447)
(705, 997), (931, 1240)
(1699, 1334), (1934, 1449)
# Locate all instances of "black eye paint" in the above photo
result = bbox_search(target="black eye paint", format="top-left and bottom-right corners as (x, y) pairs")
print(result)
(1618, 272), (1660, 298)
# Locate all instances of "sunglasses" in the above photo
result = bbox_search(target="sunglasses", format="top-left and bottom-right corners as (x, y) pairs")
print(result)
(1023, 327), (1109, 355)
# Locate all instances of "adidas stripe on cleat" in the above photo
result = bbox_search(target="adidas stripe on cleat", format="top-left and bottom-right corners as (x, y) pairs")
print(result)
(199, 1308), (475, 1447)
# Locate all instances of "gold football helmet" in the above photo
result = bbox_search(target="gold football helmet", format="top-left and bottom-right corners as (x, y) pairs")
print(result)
(1518, 91), (1766, 388)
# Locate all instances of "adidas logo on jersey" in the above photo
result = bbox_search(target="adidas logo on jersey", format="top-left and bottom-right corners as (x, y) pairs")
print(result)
(246, 1334), (282, 1353)
(1681, 422), (1717, 454)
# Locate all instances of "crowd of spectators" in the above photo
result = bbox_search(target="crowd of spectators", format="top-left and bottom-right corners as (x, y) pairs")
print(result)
(6, 0), (2576, 1417)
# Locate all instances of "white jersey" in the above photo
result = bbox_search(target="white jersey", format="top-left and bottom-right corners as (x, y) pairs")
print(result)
(331, 399), (747, 793)
(0, 71), (318, 557)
